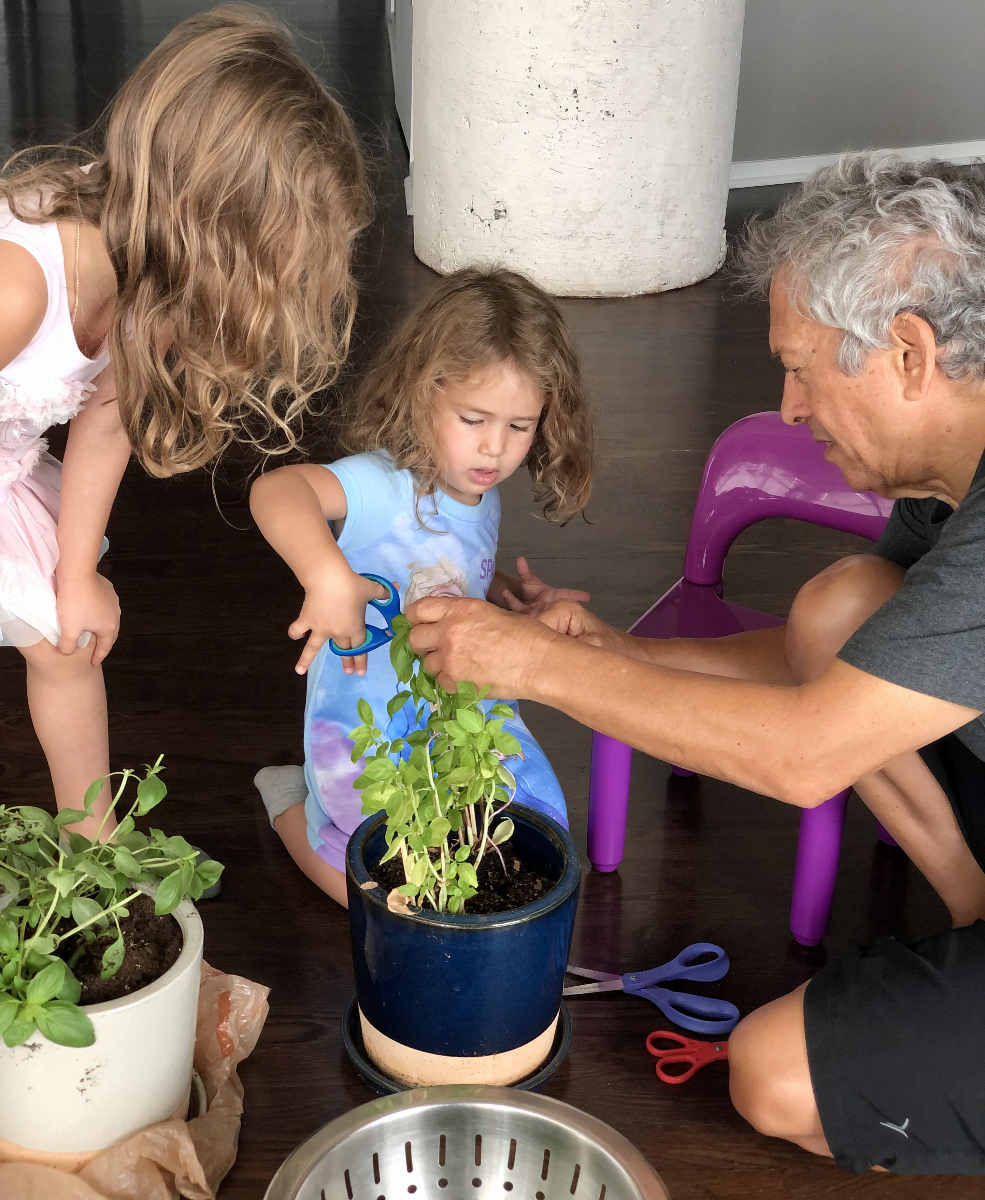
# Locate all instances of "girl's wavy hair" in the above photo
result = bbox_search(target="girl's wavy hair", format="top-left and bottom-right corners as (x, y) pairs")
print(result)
(345, 267), (593, 522)
(0, 4), (371, 476)
(737, 152), (985, 381)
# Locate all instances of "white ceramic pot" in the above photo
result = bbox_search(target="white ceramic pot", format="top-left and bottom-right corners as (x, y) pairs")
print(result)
(0, 893), (203, 1156)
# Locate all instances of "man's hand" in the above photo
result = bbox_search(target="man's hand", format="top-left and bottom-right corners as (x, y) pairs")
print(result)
(537, 599), (638, 655)
(406, 596), (560, 698)
(499, 557), (591, 616)
(55, 572), (121, 664)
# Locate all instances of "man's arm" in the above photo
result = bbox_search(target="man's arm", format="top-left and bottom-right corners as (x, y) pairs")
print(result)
(533, 598), (795, 684)
(406, 598), (977, 808)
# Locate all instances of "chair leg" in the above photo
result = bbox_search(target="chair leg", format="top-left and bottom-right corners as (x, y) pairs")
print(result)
(588, 732), (632, 873)
(789, 790), (850, 946)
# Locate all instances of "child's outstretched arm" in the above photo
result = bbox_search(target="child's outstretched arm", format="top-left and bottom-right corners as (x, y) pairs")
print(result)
(55, 366), (129, 664)
(250, 465), (389, 676)
(488, 556), (591, 617)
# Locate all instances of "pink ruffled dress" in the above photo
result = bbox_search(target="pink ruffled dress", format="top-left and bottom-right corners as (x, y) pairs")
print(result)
(0, 202), (111, 648)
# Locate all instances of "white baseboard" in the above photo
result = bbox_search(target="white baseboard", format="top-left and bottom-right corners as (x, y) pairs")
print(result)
(730, 138), (985, 189)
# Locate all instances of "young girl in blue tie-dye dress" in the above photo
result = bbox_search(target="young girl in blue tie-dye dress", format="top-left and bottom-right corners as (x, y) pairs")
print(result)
(250, 267), (594, 905)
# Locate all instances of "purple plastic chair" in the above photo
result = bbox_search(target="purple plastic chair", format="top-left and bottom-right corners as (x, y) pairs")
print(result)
(588, 411), (895, 946)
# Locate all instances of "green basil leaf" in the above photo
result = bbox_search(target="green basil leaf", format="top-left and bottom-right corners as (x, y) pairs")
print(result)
(425, 817), (451, 847)
(456, 708), (483, 734)
(356, 698), (375, 726)
(25, 961), (66, 1005)
(194, 860), (223, 888)
(135, 774), (167, 816)
(83, 778), (105, 814)
(163, 835), (194, 860)
(56, 967), (82, 1004)
(100, 933), (125, 978)
(0, 996), (20, 1034)
(71, 897), (103, 927)
(0, 918), (16, 955)
(81, 860), (115, 890)
(3, 1012), (38, 1047)
(113, 847), (143, 880)
(54, 808), (88, 828)
(154, 869), (184, 916)
(34, 1001), (95, 1048)
(493, 731), (523, 757)
(492, 818), (514, 845)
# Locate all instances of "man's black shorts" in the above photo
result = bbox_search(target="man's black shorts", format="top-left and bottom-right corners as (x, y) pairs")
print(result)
(804, 733), (985, 1173)
(805, 920), (985, 1173)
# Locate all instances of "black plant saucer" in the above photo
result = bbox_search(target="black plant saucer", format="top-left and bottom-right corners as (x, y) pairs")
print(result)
(341, 995), (572, 1096)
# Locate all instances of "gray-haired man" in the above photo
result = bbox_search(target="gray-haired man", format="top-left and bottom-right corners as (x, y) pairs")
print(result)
(407, 155), (985, 1174)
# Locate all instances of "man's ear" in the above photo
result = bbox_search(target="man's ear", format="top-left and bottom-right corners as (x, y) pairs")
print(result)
(889, 312), (938, 402)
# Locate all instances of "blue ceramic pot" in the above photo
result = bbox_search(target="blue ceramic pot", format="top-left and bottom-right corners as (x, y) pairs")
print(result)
(346, 804), (580, 1083)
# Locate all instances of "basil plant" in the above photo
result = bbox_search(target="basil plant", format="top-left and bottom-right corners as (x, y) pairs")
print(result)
(349, 615), (522, 914)
(0, 757), (222, 1049)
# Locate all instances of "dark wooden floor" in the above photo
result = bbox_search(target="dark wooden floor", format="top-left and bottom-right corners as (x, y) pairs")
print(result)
(1, 4), (979, 1197)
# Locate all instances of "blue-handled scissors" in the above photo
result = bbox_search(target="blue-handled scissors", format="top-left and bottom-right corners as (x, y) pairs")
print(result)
(563, 943), (740, 1036)
(328, 573), (402, 657)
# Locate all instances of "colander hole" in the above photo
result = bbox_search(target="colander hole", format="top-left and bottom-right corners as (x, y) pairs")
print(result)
(504, 1184), (513, 1192)
(344, 1171), (353, 1200)
(536, 1193), (545, 1200)
(472, 1179), (482, 1188)
(475, 1134), (482, 1166)
(373, 1153), (381, 1185)
(438, 1179), (448, 1189)
(405, 1142), (413, 1172)
(439, 1135), (447, 1167)
(570, 1164), (581, 1194)
(541, 1149), (551, 1180)
(508, 1139), (517, 1170)
(599, 1187), (606, 1200)
(408, 1189), (417, 1195)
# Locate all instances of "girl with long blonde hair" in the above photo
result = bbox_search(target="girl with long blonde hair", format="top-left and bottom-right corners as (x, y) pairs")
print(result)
(0, 5), (369, 838)
(250, 266), (594, 906)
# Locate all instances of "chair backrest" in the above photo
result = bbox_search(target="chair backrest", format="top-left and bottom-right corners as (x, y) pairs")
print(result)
(682, 411), (894, 587)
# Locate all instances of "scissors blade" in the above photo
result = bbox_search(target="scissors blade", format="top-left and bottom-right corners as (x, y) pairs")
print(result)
(565, 966), (622, 983)
(562, 979), (626, 996)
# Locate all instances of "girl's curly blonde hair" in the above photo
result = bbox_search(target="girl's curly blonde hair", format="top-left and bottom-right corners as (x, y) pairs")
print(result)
(345, 267), (593, 521)
(1, 5), (370, 477)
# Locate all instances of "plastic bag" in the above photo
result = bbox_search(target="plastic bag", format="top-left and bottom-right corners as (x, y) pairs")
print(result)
(0, 962), (270, 1200)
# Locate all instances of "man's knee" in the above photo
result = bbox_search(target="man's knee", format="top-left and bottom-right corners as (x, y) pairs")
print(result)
(728, 988), (823, 1143)
(728, 1016), (794, 1137)
(787, 554), (905, 682)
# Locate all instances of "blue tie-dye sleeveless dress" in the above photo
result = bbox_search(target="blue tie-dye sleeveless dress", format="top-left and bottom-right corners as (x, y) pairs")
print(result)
(302, 451), (567, 871)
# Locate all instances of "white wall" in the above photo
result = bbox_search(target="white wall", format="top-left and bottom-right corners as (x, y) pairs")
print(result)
(733, 0), (985, 172)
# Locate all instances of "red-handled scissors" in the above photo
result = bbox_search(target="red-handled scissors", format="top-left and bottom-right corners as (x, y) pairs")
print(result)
(646, 1030), (729, 1085)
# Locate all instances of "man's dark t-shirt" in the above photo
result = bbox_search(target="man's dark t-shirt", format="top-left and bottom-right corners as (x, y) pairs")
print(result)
(838, 449), (985, 759)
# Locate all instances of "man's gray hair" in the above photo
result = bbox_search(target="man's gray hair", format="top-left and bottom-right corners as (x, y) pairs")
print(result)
(739, 153), (985, 381)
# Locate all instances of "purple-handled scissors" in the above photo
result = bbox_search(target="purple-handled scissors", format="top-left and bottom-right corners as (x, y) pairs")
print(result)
(563, 942), (740, 1036)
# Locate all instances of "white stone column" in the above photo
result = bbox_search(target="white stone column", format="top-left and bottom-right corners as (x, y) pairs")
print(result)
(412, 0), (746, 297)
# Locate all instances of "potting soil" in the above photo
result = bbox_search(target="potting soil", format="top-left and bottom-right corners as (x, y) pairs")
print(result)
(57, 893), (183, 1003)
(371, 840), (558, 914)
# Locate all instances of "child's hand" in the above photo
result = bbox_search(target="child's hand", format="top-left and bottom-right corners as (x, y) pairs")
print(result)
(55, 572), (121, 664)
(499, 557), (591, 617)
(289, 570), (393, 677)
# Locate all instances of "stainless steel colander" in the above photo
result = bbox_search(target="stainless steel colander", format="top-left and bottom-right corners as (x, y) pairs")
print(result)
(264, 1085), (670, 1200)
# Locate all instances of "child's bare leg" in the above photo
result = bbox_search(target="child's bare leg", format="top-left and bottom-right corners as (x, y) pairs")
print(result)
(19, 638), (111, 840)
(254, 766), (349, 907)
(273, 803), (349, 908)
